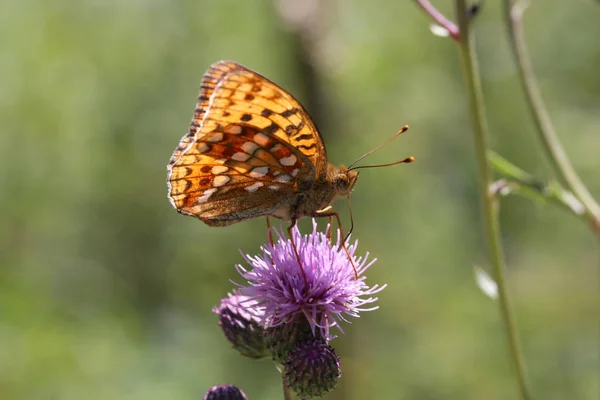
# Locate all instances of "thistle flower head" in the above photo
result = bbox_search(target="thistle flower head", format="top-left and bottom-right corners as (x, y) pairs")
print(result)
(236, 219), (385, 340)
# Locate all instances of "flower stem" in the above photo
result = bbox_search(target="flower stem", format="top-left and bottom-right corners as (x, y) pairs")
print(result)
(454, 1), (533, 399)
(502, 0), (600, 233)
(414, 0), (460, 40)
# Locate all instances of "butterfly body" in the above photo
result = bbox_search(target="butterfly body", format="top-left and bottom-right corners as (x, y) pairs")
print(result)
(167, 61), (358, 227)
(270, 164), (359, 223)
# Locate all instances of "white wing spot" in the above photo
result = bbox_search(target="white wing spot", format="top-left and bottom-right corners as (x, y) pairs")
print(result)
(249, 166), (269, 178)
(273, 170), (281, 176)
(291, 168), (299, 177)
(246, 182), (264, 192)
(268, 185), (280, 190)
(197, 143), (210, 153)
(206, 132), (224, 142)
(280, 154), (297, 166)
(232, 152), (250, 162)
(224, 125), (242, 134)
(253, 133), (270, 147)
(197, 188), (217, 203)
(241, 141), (259, 154)
(216, 158), (226, 164)
(213, 175), (230, 187)
(270, 144), (283, 153)
(275, 175), (292, 183)
(211, 165), (229, 174)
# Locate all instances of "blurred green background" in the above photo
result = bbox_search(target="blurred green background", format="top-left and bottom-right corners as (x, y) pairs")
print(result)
(1, 0), (598, 399)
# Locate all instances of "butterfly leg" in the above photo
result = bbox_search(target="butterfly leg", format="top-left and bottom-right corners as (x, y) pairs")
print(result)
(287, 219), (308, 287)
(315, 205), (334, 241)
(266, 216), (274, 247)
(265, 216), (277, 267)
(313, 210), (358, 279)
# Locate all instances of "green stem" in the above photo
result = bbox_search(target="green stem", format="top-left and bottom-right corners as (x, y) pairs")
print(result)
(454, 1), (533, 399)
(502, 0), (600, 232)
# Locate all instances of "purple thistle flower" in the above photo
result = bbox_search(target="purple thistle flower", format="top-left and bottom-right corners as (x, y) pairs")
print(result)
(235, 219), (386, 341)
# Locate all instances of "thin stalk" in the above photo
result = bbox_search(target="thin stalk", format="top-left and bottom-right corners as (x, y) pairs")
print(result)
(502, 0), (600, 232)
(415, 0), (460, 40)
(454, 1), (533, 399)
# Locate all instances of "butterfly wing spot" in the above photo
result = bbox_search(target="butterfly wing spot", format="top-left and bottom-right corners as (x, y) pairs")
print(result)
(206, 132), (224, 142)
(213, 175), (230, 187)
(291, 169), (299, 177)
(253, 133), (271, 147)
(279, 154), (297, 166)
(246, 182), (264, 192)
(232, 152), (251, 162)
(224, 125), (243, 134)
(197, 143), (210, 153)
(249, 166), (269, 178)
(241, 141), (259, 154)
(280, 108), (299, 118)
(285, 125), (296, 135)
(198, 188), (217, 203)
(275, 175), (292, 183)
(211, 165), (229, 174)
(268, 185), (280, 190)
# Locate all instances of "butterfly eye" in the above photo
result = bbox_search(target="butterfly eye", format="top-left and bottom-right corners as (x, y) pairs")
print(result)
(334, 174), (351, 194)
(334, 170), (360, 196)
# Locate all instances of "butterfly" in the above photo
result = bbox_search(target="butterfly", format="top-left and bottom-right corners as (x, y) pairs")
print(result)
(167, 61), (413, 278)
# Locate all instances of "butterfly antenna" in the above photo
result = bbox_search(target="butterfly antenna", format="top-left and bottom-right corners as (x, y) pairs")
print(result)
(348, 125), (410, 170)
(348, 156), (415, 171)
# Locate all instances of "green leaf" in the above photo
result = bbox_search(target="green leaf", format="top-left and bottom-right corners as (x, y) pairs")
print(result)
(488, 151), (538, 186)
(488, 152), (585, 217)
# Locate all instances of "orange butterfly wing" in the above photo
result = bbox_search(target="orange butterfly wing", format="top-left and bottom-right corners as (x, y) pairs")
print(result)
(167, 61), (328, 226)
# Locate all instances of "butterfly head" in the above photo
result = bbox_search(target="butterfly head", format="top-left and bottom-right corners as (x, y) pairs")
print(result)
(332, 166), (359, 197)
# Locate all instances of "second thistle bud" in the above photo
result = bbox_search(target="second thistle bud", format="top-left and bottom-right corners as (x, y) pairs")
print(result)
(284, 339), (342, 398)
